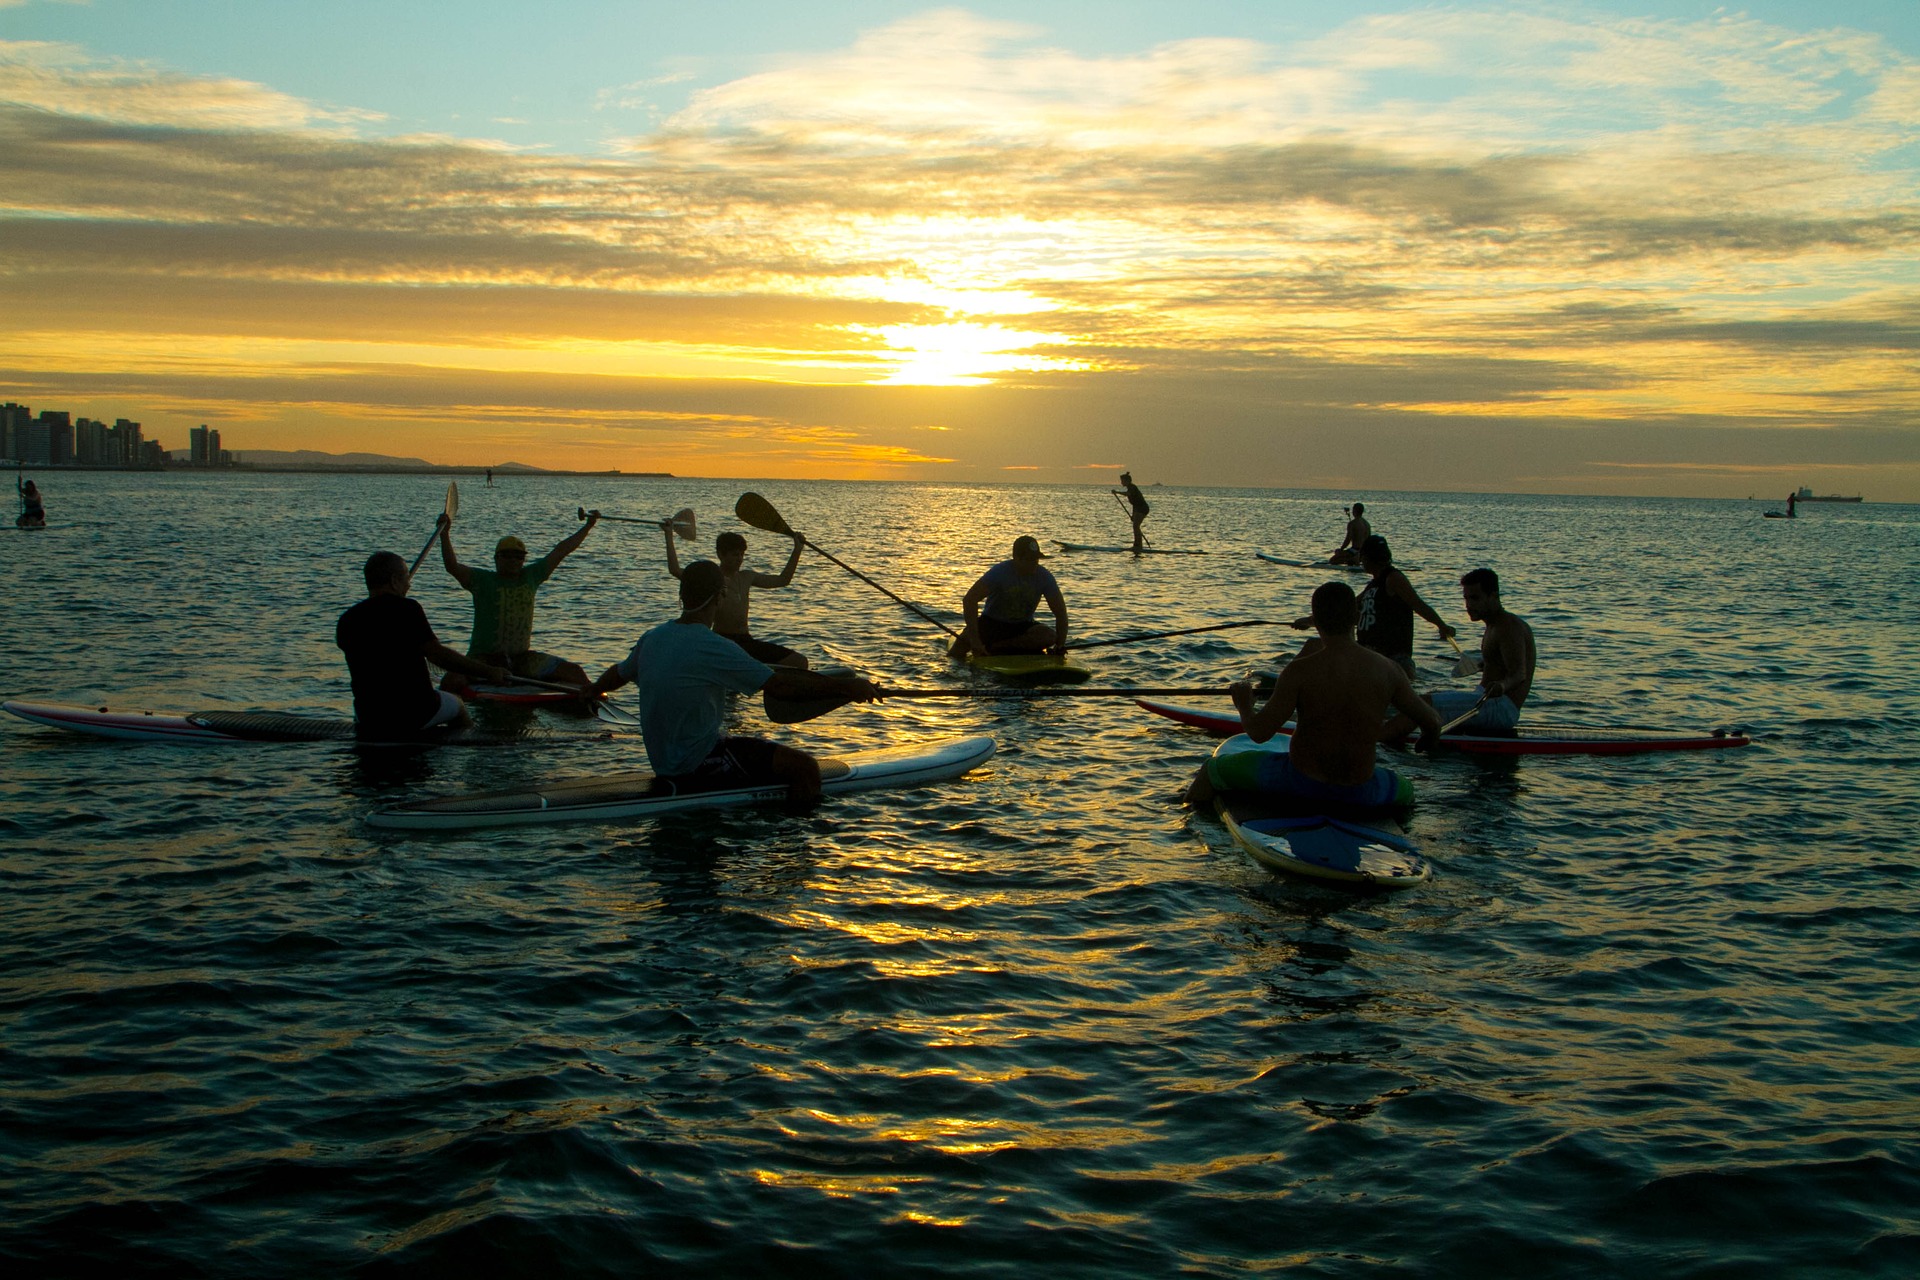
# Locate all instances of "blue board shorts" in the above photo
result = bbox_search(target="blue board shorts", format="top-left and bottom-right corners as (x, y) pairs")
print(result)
(1207, 748), (1413, 809)
(1433, 688), (1520, 733)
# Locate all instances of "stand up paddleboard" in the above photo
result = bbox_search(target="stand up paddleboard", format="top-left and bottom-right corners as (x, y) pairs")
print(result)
(1209, 735), (1429, 888)
(964, 653), (1092, 684)
(1256, 552), (1369, 572)
(367, 734), (997, 830)
(3, 699), (540, 747)
(1053, 541), (1208, 556)
(1138, 699), (1752, 755)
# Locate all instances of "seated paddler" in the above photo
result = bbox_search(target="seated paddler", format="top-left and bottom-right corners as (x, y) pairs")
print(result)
(1187, 580), (1442, 810)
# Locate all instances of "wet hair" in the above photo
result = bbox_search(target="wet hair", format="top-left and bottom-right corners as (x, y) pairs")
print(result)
(1311, 580), (1357, 632)
(363, 550), (407, 588)
(680, 559), (725, 610)
(715, 532), (746, 555)
(1461, 567), (1499, 594)
(1360, 534), (1391, 564)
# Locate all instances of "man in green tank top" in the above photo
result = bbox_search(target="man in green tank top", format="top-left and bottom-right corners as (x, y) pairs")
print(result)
(436, 510), (599, 694)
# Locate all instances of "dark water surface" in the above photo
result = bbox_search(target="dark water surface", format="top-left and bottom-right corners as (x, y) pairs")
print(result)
(4, 474), (1917, 1276)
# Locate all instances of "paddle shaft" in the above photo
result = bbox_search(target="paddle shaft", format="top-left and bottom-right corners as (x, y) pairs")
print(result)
(734, 492), (957, 637)
(1439, 696), (1489, 734)
(1067, 620), (1273, 650)
(407, 482), (459, 580)
(581, 510), (658, 525)
(810, 541), (958, 636)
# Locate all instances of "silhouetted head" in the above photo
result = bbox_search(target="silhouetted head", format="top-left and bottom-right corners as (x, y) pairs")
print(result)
(679, 559), (725, 611)
(1011, 535), (1048, 563)
(1311, 581), (1357, 634)
(363, 550), (408, 592)
(1360, 534), (1392, 568)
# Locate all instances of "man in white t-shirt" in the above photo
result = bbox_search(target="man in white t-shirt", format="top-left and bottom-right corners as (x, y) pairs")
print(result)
(592, 560), (879, 801)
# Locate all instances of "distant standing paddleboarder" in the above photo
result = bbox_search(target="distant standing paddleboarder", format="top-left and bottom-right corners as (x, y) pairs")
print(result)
(1114, 472), (1150, 553)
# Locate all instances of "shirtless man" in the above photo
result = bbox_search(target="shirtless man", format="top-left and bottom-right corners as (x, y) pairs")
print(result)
(1188, 580), (1441, 809)
(1329, 502), (1370, 565)
(666, 526), (808, 669)
(1388, 567), (1535, 737)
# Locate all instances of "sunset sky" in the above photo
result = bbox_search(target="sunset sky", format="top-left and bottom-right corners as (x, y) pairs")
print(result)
(3, 1), (1916, 498)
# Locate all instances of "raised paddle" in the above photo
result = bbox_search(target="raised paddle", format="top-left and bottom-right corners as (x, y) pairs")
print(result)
(407, 482), (459, 581)
(735, 492), (958, 637)
(765, 684), (1232, 725)
(580, 506), (697, 540)
(1067, 620), (1274, 651)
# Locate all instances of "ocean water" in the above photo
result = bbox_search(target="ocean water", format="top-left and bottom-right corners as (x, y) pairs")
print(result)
(3, 473), (1917, 1277)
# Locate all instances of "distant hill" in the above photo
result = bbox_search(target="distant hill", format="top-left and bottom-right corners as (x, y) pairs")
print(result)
(230, 450), (550, 472)
(180, 450), (661, 477)
(232, 448), (441, 468)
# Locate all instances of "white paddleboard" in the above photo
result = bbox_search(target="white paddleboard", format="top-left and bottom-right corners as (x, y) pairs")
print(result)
(367, 734), (997, 830)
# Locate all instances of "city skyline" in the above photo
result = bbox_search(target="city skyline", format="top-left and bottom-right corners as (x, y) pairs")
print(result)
(3, 2), (1918, 499)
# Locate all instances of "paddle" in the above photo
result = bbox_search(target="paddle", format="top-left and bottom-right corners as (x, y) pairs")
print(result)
(1438, 695), (1489, 735)
(1446, 635), (1479, 677)
(766, 684), (1230, 725)
(407, 482), (459, 580)
(580, 506), (697, 540)
(484, 673), (640, 726)
(1067, 620), (1275, 650)
(735, 492), (959, 637)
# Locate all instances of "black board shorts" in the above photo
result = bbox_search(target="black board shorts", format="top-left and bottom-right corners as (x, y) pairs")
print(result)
(717, 632), (800, 666)
(665, 736), (784, 792)
(979, 615), (1039, 647)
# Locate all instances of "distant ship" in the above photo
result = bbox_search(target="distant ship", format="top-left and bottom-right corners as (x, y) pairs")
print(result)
(1794, 486), (1863, 503)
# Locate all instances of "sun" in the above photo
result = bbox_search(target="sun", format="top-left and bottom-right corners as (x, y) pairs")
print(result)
(860, 321), (1088, 386)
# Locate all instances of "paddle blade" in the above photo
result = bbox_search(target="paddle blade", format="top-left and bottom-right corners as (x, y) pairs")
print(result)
(735, 492), (793, 537)
(445, 481), (459, 523)
(764, 689), (852, 724)
(666, 508), (697, 541)
(1453, 654), (1480, 678)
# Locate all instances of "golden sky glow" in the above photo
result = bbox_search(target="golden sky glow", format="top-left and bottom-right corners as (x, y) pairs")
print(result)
(2, 3), (1918, 496)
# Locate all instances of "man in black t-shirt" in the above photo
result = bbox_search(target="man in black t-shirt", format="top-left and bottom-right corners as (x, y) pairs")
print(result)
(336, 551), (510, 739)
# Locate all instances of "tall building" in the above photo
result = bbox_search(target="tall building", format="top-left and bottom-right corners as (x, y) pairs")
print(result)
(110, 419), (143, 466)
(189, 424), (210, 466)
(75, 418), (110, 465)
(0, 403), (28, 461)
(24, 419), (51, 465)
(207, 428), (222, 465)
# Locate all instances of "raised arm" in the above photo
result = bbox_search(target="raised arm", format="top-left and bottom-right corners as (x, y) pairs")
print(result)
(663, 523), (684, 580)
(749, 532), (804, 589)
(438, 516), (475, 589)
(545, 511), (599, 569)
